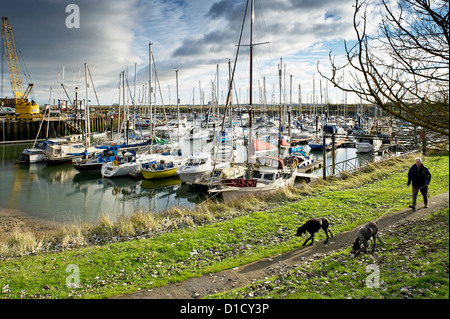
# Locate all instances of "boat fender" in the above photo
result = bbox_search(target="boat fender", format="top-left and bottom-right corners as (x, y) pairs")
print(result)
(112, 188), (118, 195)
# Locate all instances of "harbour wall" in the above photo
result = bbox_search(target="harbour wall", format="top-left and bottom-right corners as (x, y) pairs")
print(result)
(0, 116), (106, 143)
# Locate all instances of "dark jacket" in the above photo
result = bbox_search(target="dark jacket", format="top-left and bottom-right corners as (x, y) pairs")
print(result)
(407, 164), (431, 189)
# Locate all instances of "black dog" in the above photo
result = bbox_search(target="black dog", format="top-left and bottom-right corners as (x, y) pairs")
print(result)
(351, 221), (383, 256)
(296, 217), (334, 246)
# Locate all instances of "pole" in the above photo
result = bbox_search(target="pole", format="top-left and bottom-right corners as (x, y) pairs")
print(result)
(322, 133), (327, 181)
(332, 132), (336, 175)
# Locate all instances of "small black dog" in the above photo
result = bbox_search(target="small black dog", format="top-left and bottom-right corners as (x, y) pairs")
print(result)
(351, 221), (383, 256)
(296, 217), (334, 246)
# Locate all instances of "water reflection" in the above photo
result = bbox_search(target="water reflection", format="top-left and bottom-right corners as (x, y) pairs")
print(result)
(0, 144), (198, 224)
(0, 140), (374, 225)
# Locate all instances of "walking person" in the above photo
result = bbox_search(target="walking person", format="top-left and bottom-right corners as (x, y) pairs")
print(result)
(407, 157), (432, 210)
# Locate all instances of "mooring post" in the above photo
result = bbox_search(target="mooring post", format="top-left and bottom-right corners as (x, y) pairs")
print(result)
(322, 133), (326, 181)
(332, 132), (336, 175)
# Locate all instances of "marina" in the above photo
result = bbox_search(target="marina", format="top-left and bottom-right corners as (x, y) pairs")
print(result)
(0, 0), (436, 228)
(0, 116), (410, 226)
(0, 0), (447, 302)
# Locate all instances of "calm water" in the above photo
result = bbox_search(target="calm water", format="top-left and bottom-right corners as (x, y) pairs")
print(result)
(0, 139), (366, 225)
(0, 142), (206, 225)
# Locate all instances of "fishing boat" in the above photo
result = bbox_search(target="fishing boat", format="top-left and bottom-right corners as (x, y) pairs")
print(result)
(16, 105), (68, 164)
(208, 156), (296, 201)
(141, 156), (186, 180)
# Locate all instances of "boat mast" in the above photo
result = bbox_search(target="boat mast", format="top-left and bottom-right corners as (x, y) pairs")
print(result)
(149, 41), (153, 136)
(278, 58), (282, 159)
(84, 62), (90, 148)
(247, 0), (254, 169)
(176, 69), (180, 143)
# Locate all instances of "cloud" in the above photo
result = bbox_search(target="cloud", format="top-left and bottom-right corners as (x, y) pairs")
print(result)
(1, 0), (362, 105)
(1, 0), (142, 103)
(165, 0), (358, 104)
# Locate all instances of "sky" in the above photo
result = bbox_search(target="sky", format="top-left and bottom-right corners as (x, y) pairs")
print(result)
(0, 0), (387, 108)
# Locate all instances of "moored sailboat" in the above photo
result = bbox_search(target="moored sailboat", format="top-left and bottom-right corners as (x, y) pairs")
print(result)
(141, 155), (186, 180)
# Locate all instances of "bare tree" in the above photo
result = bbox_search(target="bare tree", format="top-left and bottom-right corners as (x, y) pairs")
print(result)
(319, 0), (449, 137)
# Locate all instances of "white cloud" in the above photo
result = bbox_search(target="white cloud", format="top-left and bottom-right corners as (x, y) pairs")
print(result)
(1, 0), (363, 106)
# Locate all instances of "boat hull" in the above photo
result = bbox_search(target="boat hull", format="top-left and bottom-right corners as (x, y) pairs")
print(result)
(101, 163), (140, 178)
(177, 170), (210, 184)
(16, 150), (44, 164)
(142, 167), (178, 180)
(73, 162), (103, 173)
(209, 174), (295, 202)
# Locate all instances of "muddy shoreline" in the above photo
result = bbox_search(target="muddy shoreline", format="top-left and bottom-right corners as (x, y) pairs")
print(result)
(0, 207), (60, 241)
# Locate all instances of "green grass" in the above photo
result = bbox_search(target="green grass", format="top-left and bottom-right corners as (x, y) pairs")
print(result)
(210, 208), (449, 299)
(0, 154), (448, 298)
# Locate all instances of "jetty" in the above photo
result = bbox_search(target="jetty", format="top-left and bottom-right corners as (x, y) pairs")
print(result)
(297, 160), (323, 173)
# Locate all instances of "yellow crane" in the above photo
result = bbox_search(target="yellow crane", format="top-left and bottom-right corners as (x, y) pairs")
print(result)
(1, 16), (40, 119)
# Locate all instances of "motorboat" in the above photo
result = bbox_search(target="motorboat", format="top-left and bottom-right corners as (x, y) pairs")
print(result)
(356, 138), (383, 153)
(176, 152), (228, 184)
(308, 137), (332, 151)
(101, 152), (156, 178)
(43, 141), (96, 165)
(16, 138), (68, 164)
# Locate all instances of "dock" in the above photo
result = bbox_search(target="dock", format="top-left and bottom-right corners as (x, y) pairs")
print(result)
(334, 139), (355, 148)
(297, 160), (323, 173)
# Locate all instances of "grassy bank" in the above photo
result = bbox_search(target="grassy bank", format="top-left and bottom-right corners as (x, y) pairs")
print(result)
(210, 207), (449, 299)
(0, 153), (448, 298)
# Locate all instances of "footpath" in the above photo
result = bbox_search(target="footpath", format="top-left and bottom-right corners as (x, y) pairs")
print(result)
(112, 192), (449, 299)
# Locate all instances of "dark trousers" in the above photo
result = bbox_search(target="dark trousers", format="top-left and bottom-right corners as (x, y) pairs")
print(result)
(412, 186), (428, 208)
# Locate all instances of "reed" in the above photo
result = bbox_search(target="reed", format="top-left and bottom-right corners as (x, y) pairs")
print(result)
(129, 210), (158, 231)
(0, 229), (43, 257)
(59, 224), (86, 249)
